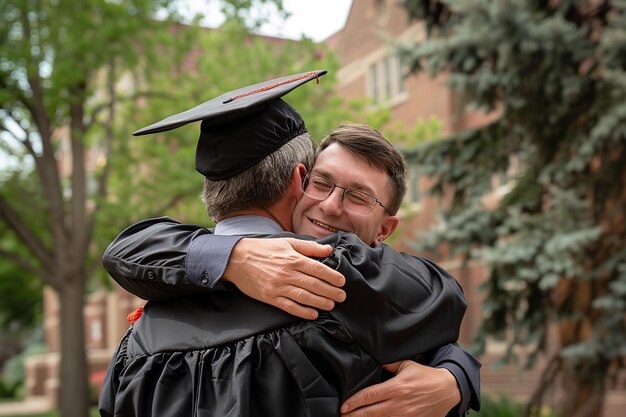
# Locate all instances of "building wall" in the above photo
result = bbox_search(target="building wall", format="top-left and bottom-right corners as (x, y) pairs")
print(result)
(328, 1), (624, 415)
(25, 286), (143, 408)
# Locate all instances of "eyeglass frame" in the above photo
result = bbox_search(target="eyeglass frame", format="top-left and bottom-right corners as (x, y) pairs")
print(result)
(301, 172), (392, 216)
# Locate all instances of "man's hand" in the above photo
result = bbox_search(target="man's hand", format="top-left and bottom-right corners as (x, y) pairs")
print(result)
(222, 237), (346, 319)
(340, 360), (461, 417)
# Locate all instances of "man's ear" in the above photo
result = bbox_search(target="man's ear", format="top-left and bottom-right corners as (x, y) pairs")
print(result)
(289, 163), (307, 196)
(376, 215), (400, 245)
(296, 163), (307, 182)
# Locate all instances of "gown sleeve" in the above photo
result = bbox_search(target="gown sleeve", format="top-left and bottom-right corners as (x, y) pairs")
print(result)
(102, 216), (240, 299)
(319, 232), (468, 364)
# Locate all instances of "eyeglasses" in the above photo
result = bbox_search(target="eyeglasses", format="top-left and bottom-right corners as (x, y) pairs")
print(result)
(302, 173), (392, 216)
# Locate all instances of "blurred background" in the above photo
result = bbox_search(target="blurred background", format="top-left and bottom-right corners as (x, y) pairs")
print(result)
(1, 1), (625, 416)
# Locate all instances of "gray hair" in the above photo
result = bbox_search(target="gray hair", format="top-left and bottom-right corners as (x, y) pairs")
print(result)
(201, 132), (315, 221)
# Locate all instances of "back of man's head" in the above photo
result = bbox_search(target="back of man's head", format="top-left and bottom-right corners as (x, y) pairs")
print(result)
(318, 124), (407, 214)
(202, 133), (315, 221)
(131, 70), (327, 222)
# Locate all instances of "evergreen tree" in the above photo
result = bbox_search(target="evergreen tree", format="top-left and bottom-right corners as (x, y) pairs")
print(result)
(400, 1), (626, 416)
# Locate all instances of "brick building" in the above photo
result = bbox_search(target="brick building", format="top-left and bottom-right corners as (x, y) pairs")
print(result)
(21, 0), (625, 415)
(325, 1), (625, 415)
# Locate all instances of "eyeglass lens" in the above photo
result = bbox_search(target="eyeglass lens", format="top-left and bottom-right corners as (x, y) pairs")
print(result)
(303, 174), (378, 216)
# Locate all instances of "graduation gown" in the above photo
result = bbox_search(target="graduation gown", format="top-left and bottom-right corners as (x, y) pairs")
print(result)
(99, 229), (469, 417)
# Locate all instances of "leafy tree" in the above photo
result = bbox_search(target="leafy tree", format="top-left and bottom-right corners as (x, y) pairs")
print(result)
(0, 1), (357, 416)
(399, 1), (626, 416)
(0, 2), (200, 415)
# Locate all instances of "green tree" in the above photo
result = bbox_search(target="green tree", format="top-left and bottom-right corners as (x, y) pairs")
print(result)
(0, 2), (199, 415)
(399, 1), (626, 417)
(0, 1), (351, 416)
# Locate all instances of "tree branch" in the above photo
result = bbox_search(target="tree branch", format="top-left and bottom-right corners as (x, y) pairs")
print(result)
(0, 195), (55, 276)
(0, 72), (38, 121)
(151, 192), (199, 218)
(84, 90), (178, 131)
(69, 84), (88, 262)
(0, 248), (47, 282)
(0, 112), (39, 160)
(85, 60), (117, 262)
(524, 352), (563, 417)
(0, 123), (25, 154)
(13, 14), (68, 248)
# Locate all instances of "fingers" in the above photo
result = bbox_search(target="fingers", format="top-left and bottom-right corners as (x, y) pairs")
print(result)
(287, 271), (346, 303)
(286, 238), (334, 258)
(343, 362), (458, 417)
(341, 384), (389, 415)
(341, 400), (391, 417)
(382, 360), (406, 375)
(303, 257), (346, 288)
(285, 239), (345, 288)
(225, 237), (346, 315)
(274, 297), (319, 320)
(291, 283), (337, 308)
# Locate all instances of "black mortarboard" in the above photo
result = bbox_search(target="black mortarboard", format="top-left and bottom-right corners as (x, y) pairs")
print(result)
(133, 70), (327, 180)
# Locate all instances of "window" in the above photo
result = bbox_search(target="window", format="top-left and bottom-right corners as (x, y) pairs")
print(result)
(367, 53), (407, 106)
(369, 64), (379, 104)
(375, 0), (388, 24)
(396, 52), (406, 94)
(383, 56), (392, 99)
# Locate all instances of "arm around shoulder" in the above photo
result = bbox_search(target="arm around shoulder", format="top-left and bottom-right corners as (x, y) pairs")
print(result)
(102, 217), (241, 299)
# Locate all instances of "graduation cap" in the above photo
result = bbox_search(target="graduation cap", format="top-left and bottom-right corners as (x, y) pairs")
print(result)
(133, 70), (327, 180)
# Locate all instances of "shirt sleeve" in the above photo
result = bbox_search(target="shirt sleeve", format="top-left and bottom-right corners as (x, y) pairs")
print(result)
(102, 217), (242, 299)
(187, 233), (242, 286)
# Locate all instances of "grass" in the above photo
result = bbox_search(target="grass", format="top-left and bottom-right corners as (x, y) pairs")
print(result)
(0, 407), (100, 417)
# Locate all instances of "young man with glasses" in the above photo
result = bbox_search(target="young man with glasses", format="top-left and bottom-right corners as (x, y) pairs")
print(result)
(100, 72), (480, 417)
(293, 123), (403, 248)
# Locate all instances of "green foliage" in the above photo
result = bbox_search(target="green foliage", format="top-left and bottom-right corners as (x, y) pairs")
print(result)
(474, 394), (525, 417)
(473, 393), (559, 417)
(2, 0), (325, 414)
(0, 329), (46, 401)
(0, 261), (42, 332)
(0, 171), (44, 332)
(0, 409), (100, 417)
(0, 379), (20, 399)
(401, 0), (626, 414)
(385, 116), (444, 148)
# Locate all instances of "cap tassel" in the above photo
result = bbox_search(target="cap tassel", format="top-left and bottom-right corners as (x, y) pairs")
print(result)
(127, 305), (145, 324)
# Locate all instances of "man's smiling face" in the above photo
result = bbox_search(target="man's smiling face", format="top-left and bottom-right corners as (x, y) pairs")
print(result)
(291, 143), (398, 246)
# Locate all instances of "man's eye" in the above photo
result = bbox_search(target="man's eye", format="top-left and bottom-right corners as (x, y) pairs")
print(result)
(347, 192), (371, 206)
(313, 180), (333, 190)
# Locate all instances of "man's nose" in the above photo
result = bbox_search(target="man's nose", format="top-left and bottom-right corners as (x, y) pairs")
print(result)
(318, 188), (344, 216)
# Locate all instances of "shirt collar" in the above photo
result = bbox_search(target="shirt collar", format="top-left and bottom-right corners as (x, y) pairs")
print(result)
(214, 215), (285, 236)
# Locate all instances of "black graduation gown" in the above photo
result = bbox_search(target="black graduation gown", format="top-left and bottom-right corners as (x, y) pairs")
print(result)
(99, 231), (468, 417)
